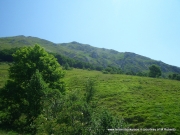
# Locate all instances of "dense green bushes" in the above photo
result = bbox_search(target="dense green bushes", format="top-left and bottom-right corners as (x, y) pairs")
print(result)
(0, 45), (65, 134)
(0, 45), (125, 134)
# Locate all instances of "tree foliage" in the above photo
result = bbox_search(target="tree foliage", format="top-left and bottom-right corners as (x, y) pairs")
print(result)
(25, 70), (47, 129)
(0, 48), (19, 62)
(0, 44), (65, 133)
(169, 73), (180, 81)
(148, 64), (162, 78)
(0, 80), (26, 130)
(0, 45), (127, 134)
(9, 44), (65, 91)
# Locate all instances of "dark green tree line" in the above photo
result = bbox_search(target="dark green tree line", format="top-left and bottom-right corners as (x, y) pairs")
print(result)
(168, 73), (180, 81)
(0, 48), (19, 62)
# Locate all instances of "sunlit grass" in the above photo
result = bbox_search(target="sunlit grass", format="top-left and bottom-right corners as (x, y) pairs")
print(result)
(0, 63), (180, 133)
(64, 68), (180, 131)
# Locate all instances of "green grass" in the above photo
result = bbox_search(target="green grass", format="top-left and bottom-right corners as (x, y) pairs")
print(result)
(1, 63), (180, 133)
(64, 68), (180, 131)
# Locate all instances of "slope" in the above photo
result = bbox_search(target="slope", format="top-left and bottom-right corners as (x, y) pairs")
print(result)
(0, 35), (180, 75)
(65, 69), (180, 132)
(0, 63), (180, 133)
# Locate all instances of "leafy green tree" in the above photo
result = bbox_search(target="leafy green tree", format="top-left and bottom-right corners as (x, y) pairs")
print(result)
(9, 44), (65, 91)
(0, 44), (65, 133)
(26, 70), (47, 132)
(0, 80), (26, 130)
(148, 64), (162, 78)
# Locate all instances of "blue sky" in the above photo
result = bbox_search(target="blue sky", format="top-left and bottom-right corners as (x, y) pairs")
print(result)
(0, 0), (180, 67)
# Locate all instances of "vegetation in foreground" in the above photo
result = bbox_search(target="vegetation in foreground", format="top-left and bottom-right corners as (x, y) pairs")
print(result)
(65, 69), (180, 128)
(0, 45), (126, 135)
(0, 45), (180, 134)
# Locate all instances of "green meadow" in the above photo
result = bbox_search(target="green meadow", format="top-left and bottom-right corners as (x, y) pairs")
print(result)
(0, 62), (180, 134)
(65, 69), (180, 131)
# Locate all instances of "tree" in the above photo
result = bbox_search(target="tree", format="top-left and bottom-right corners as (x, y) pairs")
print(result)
(0, 48), (19, 62)
(148, 64), (162, 78)
(9, 44), (65, 91)
(26, 70), (47, 131)
(0, 80), (26, 130)
(63, 62), (70, 70)
(169, 73), (180, 81)
(0, 44), (65, 133)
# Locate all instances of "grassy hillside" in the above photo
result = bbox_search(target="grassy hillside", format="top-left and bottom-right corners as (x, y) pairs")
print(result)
(0, 63), (179, 134)
(1, 36), (180, 76)
(57, 42), (178, 75)
(65, 69), (180, 130)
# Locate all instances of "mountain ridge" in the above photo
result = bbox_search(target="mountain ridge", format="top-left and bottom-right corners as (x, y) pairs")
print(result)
(0, 35), (180, 76)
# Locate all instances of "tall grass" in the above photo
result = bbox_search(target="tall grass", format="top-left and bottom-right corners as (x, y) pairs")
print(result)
(64, 68), (180, 133)
(0, 63), (180, 134)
